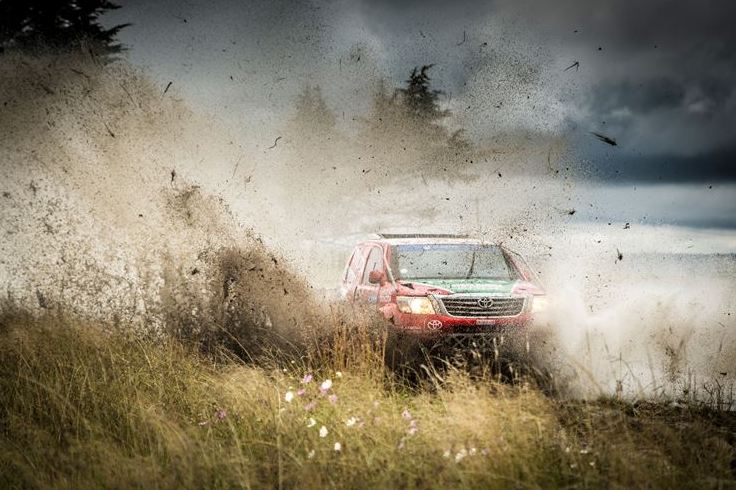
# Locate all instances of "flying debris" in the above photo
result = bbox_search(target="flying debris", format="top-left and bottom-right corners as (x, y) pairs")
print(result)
(591, 131), (617, 146)
(564, 61), (580, 71)
(268, 136), (282, 149)
(163, 81), (172, 95)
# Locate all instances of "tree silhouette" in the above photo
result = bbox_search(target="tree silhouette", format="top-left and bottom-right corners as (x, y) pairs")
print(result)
(361, 79), (404, 140)
(0, 0), (129, 56)
(291, 84), (336, 135)
(398, 64), (450, 124)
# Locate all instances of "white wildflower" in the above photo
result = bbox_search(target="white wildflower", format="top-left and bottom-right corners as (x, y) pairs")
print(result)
(319, 425), (328, 438)
(334, 442), (342, 452)
(455, 448), (467, 463)
(284, 391), (295, 403)
(307, 417), (316, 428)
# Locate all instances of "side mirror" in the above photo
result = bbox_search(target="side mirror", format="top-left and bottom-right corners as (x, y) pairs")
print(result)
(368, 270), (386, 285)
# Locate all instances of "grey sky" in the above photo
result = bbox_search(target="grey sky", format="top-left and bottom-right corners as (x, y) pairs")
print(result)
(103, 0), (736, 227)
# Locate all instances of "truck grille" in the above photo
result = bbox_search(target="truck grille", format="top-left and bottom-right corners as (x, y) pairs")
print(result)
(438, 296), (525, 318)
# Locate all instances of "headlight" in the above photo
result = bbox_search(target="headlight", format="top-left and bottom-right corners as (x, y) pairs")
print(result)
(531, 295), (549, 314)
(396, 296), (436, 315)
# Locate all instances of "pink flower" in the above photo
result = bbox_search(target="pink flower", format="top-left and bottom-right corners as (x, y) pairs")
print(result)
(407, 419), (418, 436)
(215, 409), (227, 421)
(304, 401), (317, 411)
(297, 388), (306, 396)
(302, 374), (313, 384)
(401, 408), (412, 421)
(328, 394), (338, 404)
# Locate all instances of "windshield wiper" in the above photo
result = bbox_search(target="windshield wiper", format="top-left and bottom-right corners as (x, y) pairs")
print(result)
(465, 251), (476, 279)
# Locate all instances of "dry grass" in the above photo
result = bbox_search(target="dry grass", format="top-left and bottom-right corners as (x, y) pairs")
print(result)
(0, 311), (734, 489)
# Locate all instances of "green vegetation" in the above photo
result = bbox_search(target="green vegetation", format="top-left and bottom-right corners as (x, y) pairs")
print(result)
(1, 312), (733, 489)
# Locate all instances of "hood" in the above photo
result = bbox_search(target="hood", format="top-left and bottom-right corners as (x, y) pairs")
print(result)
(398, 278), (519, 295)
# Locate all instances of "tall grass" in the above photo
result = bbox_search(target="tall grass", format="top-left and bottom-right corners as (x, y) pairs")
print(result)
(0, 311), (734, 489)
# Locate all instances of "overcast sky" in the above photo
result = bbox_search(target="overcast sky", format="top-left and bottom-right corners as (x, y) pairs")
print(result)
(104, 0), (736, 227)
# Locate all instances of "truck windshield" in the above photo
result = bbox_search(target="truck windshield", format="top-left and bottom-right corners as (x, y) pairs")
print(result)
(391, 244), (516, 280)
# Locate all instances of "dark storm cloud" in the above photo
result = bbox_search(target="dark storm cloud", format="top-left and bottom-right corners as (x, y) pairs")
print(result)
(590, 78), (686, 116)
(588, 146), (736, 183)
(107, 0), (736, 180)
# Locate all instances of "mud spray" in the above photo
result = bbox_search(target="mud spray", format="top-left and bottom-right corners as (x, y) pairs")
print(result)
(1, 52), (734, 402)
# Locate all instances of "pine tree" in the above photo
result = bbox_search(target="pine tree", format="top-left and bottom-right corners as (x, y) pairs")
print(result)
(398, 64), (450, 124)
(0, 0), (129, 57)
(362, 79), (403, 140)
(292, 84), (336, 135)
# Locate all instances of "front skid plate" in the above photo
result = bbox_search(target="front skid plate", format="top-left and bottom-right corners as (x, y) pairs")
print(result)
(430, 334), (509, 352)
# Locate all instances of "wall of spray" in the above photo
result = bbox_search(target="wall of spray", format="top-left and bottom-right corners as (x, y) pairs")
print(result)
(1, 51), (733, 401)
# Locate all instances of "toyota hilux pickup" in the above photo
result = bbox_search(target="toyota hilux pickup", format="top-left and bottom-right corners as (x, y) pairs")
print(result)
(339, 234), (546, 352)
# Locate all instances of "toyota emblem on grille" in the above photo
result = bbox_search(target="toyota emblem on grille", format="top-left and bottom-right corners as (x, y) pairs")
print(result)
(426, 319), (443, 330)
(477, 297), (495, 308)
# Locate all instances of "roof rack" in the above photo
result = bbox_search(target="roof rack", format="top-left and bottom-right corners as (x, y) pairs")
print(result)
(376, 233), (470, 239)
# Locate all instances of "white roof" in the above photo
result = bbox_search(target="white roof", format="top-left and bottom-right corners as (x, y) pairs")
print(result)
(365, 236), (494, 246)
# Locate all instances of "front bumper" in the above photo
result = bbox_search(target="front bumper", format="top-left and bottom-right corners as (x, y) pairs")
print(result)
(391, 311), (530, 339)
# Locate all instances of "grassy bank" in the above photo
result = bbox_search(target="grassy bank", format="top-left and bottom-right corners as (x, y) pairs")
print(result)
(0, 314), (734, 489)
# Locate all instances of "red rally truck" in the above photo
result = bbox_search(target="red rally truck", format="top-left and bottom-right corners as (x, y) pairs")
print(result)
(339, 234), (546, 350)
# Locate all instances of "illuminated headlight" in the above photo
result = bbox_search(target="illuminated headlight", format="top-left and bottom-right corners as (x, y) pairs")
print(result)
(396, 296), (436, 315)
(531, 295), (549, 314)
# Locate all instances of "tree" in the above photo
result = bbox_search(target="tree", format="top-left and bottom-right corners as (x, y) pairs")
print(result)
(0, 0), (129, 57)
(398, 64), (450, 124)
(291, 84), (336, 136)
(362, 79), (403, 140)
